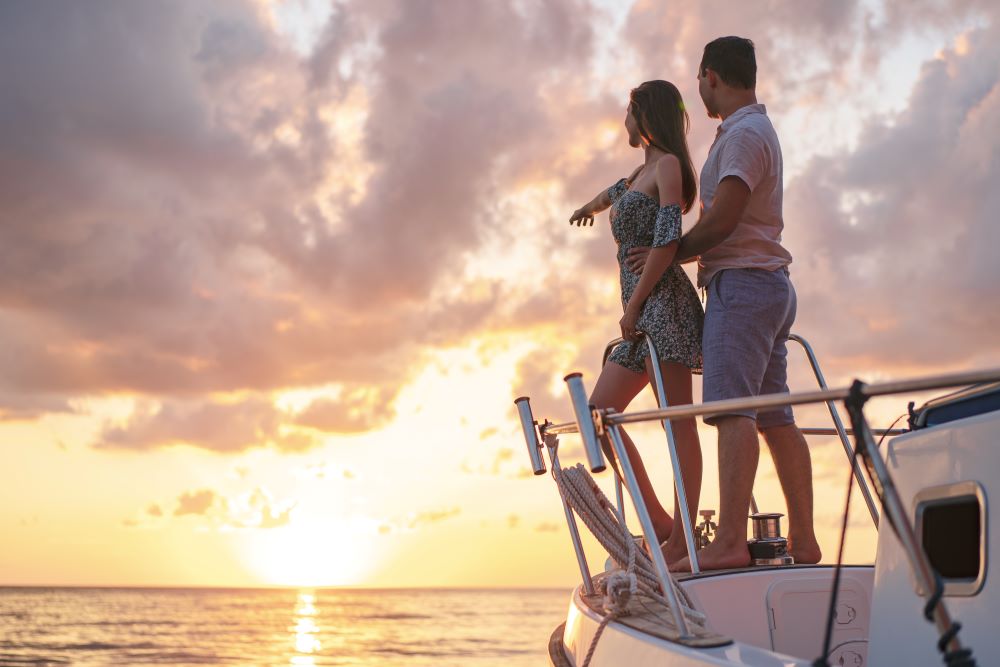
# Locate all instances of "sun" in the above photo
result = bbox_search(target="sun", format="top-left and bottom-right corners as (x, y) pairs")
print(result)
(243, 521), (375, 587)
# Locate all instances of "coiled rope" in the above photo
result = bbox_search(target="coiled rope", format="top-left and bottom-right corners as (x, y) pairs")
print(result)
(552, 463), (705, 666)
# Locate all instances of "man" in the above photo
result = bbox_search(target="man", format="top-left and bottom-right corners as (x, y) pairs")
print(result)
(628, 36), (821, 570)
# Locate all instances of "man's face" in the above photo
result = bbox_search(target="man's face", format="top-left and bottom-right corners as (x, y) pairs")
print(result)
(697, 68), (721, 120)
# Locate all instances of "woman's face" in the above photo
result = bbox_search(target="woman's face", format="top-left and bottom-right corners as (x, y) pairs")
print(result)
(624, 102), (642, 148)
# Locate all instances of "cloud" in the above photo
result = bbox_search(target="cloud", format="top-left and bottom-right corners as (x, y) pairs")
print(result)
(535, 521), (561, 533)
(93, 384), (411, 452)
(407, 507), (461, 529)
(0, 0), (619, 442)
(223, 487), (297, 529)
(258, 504), (294, 529)
(783, 17), (1000, 373)
(167, 485), (298, 529)
(294, 386), (397, 433)
(147, 504), (163, 517)
(95, 397), (318, 453)
(1, 0), (997, 448)
(0, 393), (73, 422)
(174, 489), (217, 516)
(491, 448), (514, 474)
(507, 513), (520, 529)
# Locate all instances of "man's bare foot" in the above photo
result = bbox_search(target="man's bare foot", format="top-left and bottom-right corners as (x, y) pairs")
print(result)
(672, 539), (751, 572)
(788, 536), (822, 564)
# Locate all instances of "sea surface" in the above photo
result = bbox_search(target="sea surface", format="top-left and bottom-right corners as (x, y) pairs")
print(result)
(0, 587), (570, 666)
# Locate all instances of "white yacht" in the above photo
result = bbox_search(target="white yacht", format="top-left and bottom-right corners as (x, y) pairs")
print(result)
(515, 333), (999, 666)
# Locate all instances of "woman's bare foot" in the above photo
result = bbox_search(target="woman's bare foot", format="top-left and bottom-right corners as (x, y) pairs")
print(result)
(672, 538), (751, 572)
(660, 535), (690, 569)
(788, 536), (822, 564)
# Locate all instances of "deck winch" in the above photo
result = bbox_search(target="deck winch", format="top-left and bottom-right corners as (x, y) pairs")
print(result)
(747, 512), (794, 566)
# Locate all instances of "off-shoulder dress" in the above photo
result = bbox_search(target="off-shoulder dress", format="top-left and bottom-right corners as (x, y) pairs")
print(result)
(605, 177), (704, 374)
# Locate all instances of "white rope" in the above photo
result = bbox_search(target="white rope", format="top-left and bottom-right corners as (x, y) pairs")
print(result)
(552, 463), (705, 632)
(554, 462), (706, 667)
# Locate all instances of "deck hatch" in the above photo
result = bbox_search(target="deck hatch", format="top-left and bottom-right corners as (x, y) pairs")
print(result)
(914, 481), (987, 596)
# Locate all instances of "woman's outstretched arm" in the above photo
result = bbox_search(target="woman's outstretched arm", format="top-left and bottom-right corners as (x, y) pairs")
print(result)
(569, 165), (642, 226)
(569, 189), (612, 226)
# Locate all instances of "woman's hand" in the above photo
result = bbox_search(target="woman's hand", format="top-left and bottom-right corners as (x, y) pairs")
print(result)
(619, 306), (641, 342)
(569, 206), (594, 226)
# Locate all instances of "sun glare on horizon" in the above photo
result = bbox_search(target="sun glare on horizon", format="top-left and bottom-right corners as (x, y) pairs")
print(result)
(244, 523), (376, 588)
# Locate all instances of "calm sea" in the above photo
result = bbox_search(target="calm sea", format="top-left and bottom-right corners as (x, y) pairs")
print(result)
(0, 587), (569, 666)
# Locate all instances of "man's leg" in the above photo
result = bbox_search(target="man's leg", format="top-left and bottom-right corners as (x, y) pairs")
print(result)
(755, 270), (821, 563)
(674, 415), (757, 570)
(761, 423), (822, 563)
(676, 268), (794, 571)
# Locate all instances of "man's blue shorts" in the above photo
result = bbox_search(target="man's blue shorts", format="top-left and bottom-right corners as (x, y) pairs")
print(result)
(702, 267), (796, 428)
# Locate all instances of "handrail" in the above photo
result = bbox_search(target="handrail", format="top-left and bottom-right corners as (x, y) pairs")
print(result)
(541, 367), (1000, 435)
(800, 427), (906, 436)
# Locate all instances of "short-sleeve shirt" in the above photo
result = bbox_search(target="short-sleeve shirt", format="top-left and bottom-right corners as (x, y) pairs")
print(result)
(697, 104), (791, 287)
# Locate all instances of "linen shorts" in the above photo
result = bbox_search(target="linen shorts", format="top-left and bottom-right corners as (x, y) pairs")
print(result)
(702, 267), (796, 428)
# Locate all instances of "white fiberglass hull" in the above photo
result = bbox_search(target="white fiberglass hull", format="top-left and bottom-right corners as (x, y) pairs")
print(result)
(552, 566), (873, 667)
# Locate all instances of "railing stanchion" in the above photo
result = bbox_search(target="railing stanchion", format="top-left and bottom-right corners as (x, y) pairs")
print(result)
(642, 333), (701, 574)
(845, 385), (968, 659)
(544, 433), (596, 597)
(606, 424), (691, 638)
(602, 338), (628, 528)
(788, 333), (880, 527)
(614, 477), (626, 528)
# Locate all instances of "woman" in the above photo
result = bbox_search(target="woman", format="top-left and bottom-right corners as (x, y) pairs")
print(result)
(569, 80), (704, 566)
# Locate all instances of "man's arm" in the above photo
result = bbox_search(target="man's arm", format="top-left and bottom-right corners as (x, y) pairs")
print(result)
(625, 175), (751, 272)
(675, 175), (751, 262)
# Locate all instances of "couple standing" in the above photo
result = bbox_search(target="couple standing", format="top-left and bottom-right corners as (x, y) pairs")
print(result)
(569, 37), (821, 571)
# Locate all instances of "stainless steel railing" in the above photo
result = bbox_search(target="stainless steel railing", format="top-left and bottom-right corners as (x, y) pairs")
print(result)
(516, 340), (1000, 640)
(788, 334), (880, 526)
(595, 332), (887, 564)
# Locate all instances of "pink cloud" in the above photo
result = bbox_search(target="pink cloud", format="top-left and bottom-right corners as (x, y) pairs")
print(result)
(0, 0), (996, 446)
(174, 489), (217, 516)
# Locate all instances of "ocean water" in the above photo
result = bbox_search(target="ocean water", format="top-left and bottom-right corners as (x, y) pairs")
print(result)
(0, 587), (570, 666)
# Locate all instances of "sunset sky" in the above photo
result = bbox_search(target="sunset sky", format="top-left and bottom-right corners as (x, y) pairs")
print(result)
(2, 0), (998, 589)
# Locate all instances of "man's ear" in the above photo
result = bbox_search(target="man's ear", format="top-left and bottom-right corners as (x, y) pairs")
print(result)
(705, 69), (719, 88)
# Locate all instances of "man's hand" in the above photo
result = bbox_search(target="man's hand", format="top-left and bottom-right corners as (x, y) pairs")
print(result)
(569, 207), (594, 226)
(625, 246), (650, 274)
(676, 175), (751, 261)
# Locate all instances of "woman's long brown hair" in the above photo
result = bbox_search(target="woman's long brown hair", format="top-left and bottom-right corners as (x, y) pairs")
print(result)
(629, 80), (697, 213)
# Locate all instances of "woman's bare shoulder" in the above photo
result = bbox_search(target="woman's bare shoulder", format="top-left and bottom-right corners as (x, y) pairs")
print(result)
(655, 152), (681, 171)
(655, 153), (681, 183)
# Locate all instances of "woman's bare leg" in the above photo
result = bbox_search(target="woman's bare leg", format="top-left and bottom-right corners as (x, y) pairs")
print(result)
(646, 360), (702, 566)
(590, 361), (674, 543)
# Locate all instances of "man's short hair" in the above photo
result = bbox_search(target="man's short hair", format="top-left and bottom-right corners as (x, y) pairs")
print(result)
(700, 36), (756, 89)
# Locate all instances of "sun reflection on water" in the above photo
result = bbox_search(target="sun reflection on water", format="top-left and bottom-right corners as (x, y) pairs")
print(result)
(291, 590), (320, 666)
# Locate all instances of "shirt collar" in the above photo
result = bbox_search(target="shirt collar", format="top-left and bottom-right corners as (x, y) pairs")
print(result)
(719, 103), (767, 133)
